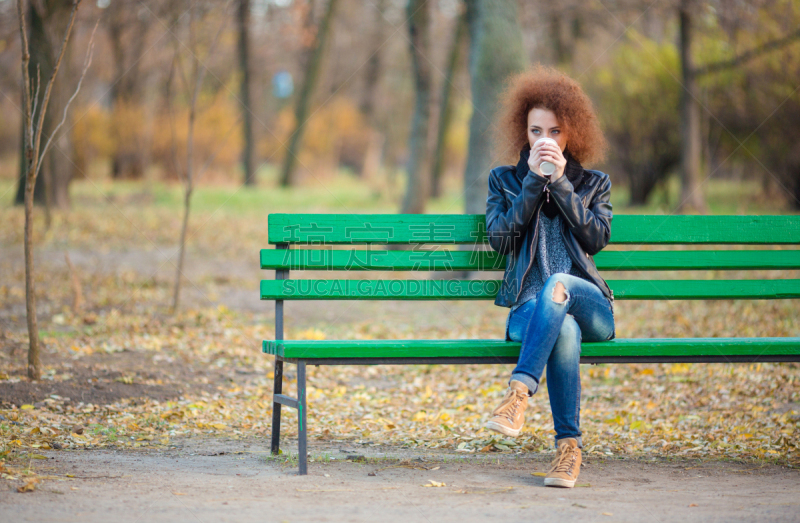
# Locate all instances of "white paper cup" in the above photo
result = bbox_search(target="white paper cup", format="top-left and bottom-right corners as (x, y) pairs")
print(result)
(534, 137), (558, 176)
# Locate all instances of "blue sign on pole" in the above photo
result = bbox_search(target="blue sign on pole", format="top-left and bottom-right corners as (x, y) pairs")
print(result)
(272, 71), (294, 99)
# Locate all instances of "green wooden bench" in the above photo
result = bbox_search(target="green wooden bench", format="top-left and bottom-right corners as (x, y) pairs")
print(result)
(261, 214), (800, 474)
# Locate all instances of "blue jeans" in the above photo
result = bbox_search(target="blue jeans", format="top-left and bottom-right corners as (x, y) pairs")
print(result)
(505, 273), (615, 448)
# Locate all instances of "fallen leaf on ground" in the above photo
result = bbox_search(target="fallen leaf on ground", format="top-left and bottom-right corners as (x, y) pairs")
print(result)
(17, 477), (39, 493)
(422, 480), (446, 487)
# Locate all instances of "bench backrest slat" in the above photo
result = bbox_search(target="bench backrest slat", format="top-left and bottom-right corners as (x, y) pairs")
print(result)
(268, 214), (800, 245)
(260, 278), (800, 300)
(261, 248), (800, 271)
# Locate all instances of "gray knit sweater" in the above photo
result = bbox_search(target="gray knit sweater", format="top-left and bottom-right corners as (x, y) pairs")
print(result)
(504, 213), (586, 337)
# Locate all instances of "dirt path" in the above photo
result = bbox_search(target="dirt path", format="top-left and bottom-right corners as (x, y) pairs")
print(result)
(2, 439), (798, 522)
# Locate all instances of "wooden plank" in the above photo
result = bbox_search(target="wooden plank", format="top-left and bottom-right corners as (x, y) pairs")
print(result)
(260, 278), (800, 300)
(260, 279), (501, 300)
(268, 214), (800, 245)
(596, 250), (800, 271)
(268, 214), (486, 244)
(260, 248), (506, 271)
(609, 279), (800, 299)
(261, 248), (800, 271)
(262, 337), (800, 359)
(610, 215), (800, 244)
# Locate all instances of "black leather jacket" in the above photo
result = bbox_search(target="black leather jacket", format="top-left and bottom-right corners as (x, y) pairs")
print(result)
(485, 162), (614, 309)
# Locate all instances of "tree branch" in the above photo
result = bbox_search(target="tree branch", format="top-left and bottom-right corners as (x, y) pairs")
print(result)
(36, 20), (98, 180)
(694, 27), (800, 77)
(17, 0), (32, 149)
(30, 0), (82, 171)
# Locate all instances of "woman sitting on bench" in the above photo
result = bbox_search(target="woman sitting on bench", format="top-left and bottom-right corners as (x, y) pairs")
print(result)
(484, 65), (615, 488)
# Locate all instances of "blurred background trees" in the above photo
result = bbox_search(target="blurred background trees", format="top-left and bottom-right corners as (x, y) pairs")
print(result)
(2, 0), (800, 214)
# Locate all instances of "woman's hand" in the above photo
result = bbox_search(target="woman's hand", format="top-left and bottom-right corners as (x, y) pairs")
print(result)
(528, 140), (567, 180)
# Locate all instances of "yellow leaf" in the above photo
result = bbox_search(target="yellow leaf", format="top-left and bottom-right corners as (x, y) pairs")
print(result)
(297, 328), (326, 340)
(422, 480), (446, 487)
(30, 454), (47, 460)
(21, 404), (34, 410)
(17, 477), (39, 493)
(531, 472), (547, 477)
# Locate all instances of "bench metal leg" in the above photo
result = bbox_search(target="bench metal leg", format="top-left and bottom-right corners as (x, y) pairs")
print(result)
(298, 360), (308, 475)
(271, 357), (283, 455)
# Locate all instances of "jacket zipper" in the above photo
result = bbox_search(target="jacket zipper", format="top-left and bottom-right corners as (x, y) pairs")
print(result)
(510, 173), (611, 304)
(514, 198), (545, 303)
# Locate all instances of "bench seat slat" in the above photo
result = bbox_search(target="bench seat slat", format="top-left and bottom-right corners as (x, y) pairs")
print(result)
(268, 214), (800, 245)
(260, 279), (800, 300)
(262, 338), (800, 360)
(261, 248), (800, 271)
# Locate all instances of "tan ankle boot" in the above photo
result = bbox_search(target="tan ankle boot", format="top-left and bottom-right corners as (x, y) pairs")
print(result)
(544, 438), (582, 488)
(485, 380), (529, 437)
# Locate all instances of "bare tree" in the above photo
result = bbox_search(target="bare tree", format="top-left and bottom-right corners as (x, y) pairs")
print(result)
(14, 0), (76, 210)
(279, 0), (340, 187)
(171, 1), (230, 314)
(17, 0), (94, 380)
(238, 0), (256, 186)
(675, 0), (800, 213)
(676, 0), (707, 213)
(107, 0), (151, 180)
(400, 0), (433, 214)
(463, 0), (525, 215)
(430, 2), (467, 199)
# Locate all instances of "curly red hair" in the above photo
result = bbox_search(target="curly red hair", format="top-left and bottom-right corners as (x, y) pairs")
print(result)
(496, 65), (607, 166)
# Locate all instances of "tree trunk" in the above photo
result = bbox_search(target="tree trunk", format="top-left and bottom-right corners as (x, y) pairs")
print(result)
(793, 167), (800, 211)
(358, 0), (387, 182)
(108, 2), (149, 180)
(279, 0), (340, 187)
(677, 3), (707, 214)
(15, 0), (69, 207)
(24, 158), (41, 380)
(400, 0), (433, 214)
(17, 0), (83, 380)
(16, 95), (45, 206)
(239, 0), (256, 186)
(359, 0), (386, 123)
(463, 0), (525, 215)
(430, 4), (467, 199)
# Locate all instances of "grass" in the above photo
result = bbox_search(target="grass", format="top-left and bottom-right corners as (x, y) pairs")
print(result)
(1, 165), (796, 216)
